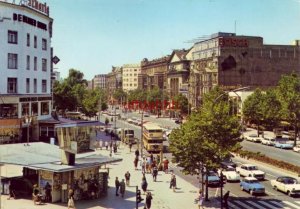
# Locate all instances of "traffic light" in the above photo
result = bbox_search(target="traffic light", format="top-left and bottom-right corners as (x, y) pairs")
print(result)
(136, 187), (144, 204)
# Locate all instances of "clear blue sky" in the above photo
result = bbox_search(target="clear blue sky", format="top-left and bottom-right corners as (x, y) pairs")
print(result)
(48, 0), (300, 80)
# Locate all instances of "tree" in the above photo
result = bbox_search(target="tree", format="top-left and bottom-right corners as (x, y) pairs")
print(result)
(113, 89), (127, 104)
(81, 89), (100, 117)
(242, 88), (265, 135)
(173, 93), (189, 115)
(169, 87), (241, 199)
(276, 73), (300, 145)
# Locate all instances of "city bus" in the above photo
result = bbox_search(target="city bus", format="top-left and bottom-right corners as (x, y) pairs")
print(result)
(142, 123), (164, 153)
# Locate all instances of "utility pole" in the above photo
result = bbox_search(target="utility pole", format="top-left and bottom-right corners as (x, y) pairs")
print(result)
(140, 108), (144, 157)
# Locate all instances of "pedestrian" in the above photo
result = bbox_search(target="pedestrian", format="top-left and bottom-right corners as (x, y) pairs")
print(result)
(32, 184), (41, 205)
(68, 188), (76, 209)
(196, 190), (204, 209)
(150, 153), (153, 162)
(141, 177), (148, 195)
(113, 143), (117, 153)
(223, 191), (230, 209)
(134, 156), (139, 170)
(119, 179), (126, 198)
(152, 166), (158, 182)
(125, 171), (131, 186)
(44, 182), (51, 202)
(163, 157), (169, 174)
(170, 175), (176, 192)
(115, 177), (120, 196)
(141, 158), (146, 174)
(145, 192), (153, 209)
(135, 149), (140, 159)
(7, 182), (16, 200)
(129, 142), (132, 152)
(105, 141), (108, 150)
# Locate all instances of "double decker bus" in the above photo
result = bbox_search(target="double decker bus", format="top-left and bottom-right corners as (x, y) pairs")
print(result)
(143, 123), (164, 153)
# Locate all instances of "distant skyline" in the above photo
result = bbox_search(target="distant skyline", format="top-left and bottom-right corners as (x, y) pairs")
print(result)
(46, 0), (300, 80)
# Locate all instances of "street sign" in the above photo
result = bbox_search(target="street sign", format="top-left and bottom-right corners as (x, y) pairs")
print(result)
(52, 56), (60, 64)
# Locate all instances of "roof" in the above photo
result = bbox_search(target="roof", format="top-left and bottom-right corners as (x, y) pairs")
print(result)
(244, 177), (258, 181)
(143, 123), (162, 130)
(0, 142), (122, 172)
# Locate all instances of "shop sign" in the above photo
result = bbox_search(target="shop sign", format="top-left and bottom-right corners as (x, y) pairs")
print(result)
(219, 37), (249, 47)
(23, 0), (50, 16)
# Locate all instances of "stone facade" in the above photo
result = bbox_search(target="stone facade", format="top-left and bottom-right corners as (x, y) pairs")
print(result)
(122, 64), (140, 92)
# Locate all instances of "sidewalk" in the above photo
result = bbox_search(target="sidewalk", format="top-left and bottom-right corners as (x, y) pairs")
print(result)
(1, 143), (220, 209)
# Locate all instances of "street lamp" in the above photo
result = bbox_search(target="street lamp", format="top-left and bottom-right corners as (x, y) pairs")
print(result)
(25, 115), (32, 146)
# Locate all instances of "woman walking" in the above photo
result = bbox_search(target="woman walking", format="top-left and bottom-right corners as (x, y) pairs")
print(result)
(68, 189), (76, 209)
(197, 190), (204, 209)
(141, 177), (148, 195)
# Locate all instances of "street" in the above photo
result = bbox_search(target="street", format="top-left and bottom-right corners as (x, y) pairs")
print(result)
(101, 108), (300, 209)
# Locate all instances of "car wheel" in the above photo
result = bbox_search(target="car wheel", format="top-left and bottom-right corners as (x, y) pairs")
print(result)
(240, 186), (244, 191)
(273, 186), (277, 191)
(250, 190), (254, 195)
(287, 191), (292, 197)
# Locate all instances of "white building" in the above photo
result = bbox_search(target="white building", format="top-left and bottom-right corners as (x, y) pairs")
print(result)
(92, 74), (106, 89)
(0, 0), (54, 142)
(122, 64), (141, 92)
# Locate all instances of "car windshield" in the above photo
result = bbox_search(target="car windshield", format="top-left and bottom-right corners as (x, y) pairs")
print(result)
(284, 178), (298, 184)
(249, 179), (259, 183)
(208, 172), (217, 176)
(248, 166), (258, 170)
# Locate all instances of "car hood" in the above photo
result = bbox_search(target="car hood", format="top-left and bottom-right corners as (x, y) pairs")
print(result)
(285, 184), (300, 190)
(207, 176), (220, 181)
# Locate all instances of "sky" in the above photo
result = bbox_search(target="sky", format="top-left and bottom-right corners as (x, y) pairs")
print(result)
(46, 0), (300, 80)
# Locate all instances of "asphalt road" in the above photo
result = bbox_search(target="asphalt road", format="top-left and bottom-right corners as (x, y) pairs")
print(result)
(100, 110), (300, 203)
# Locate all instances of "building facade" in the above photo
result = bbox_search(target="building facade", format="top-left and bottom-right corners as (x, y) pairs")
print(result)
(105, 66), (122, 104)
(189, 32), (300, 108)
(122, 64), (140, 92)
(138, 56), (171, 91)
(0, 0), (54, 142)
(92, 74), (106, 89)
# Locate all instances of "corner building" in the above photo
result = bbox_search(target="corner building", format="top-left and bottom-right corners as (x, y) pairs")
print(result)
(0, 1), (53, 142)
(189, 32), (300, 107)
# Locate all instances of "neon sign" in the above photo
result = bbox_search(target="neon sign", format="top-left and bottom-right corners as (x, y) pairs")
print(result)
(219, 37), (249, 47)
(23, 0), (49, 16)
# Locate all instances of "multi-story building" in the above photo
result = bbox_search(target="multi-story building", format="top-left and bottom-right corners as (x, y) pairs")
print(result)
(0, 0), (54, 142)
(138, 55), (171, 91)
(106, 66), (122, 104)
(122, 64), (140, 92)
(189, 32), (300, 108)
(92, 74), (106, 90)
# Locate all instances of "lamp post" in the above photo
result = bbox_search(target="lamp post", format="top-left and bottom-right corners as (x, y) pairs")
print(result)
(211, 86), (249, 206)
(25, 115), (32, 146)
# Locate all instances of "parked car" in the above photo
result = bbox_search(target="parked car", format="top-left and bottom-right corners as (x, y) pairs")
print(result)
(271, 176), (300, 197)
(261, 136), (276, 146)
(236, 164), (265, 180)
(245, 134), (263, 142)
(293, 145), (300, 153)
(221, 158), (237, 169)
(175, 119), (182, 124)
(127, 118), (133, 123)
(143, 113), (150, 117)
(204, 171), (220, 186)
(240, 177), (265, 195)
(274, 139), (294, 149)
(218, 166), (240, 182)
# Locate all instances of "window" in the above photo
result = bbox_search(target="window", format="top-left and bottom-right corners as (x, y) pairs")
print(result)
(42, 39), (47, 50)
(26, 55), (30, 70)
(42, 59), (47, 71)
(26, 78), (30, 93)
(7, 78), (17, 93)
(27, 33), (30, 46)
(34, 79), (37, 93)
(34, 57), (37, 71)
(8, 30), (18, 44)
(8, 53), (18, 69)
(42, 80), (47, 93)
(21, 103), (29, 116)
(41, 102), (49, 115)
(34, 35), (37, 48)
(32, 102), (38, 115)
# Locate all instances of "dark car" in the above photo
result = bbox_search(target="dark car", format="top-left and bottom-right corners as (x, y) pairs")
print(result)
(174, 119), (182, 124)
(221, 159), (237, 169)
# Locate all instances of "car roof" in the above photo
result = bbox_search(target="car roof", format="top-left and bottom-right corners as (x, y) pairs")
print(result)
(278, 176), (296, 180)
(244, 177), (258, 181)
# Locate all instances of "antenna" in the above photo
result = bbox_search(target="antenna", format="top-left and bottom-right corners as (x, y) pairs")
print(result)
(234, 20), (237, 34)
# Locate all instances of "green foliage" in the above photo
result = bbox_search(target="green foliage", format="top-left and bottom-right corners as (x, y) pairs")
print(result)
(113, 89), (127, 103)
(242, 88), (264, 125)
(128, 89), (147, 102)
(169, 87), (241, 175)
(81, 89), (100, 117)
(173, 93), (189, 114)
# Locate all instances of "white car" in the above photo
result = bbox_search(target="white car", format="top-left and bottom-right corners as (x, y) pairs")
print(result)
(293, 145), (300, 153)
(236, 164), (265, 180)
(245, 134), (263, 142)
(271, 176), (300, 196)
(218, 166), (240, 182)
(261, 136), (275, 146)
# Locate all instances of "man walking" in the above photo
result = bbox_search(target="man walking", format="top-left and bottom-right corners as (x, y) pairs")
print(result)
(119, 179), (126, 198)
(115, 177), (120, 196)
(125, 171), (131, 186)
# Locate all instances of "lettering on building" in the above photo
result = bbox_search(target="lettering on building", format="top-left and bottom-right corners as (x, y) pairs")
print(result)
(219, 37), (249, 47)
(13, 13), (47, 31)
(23, 0), (50, 16)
